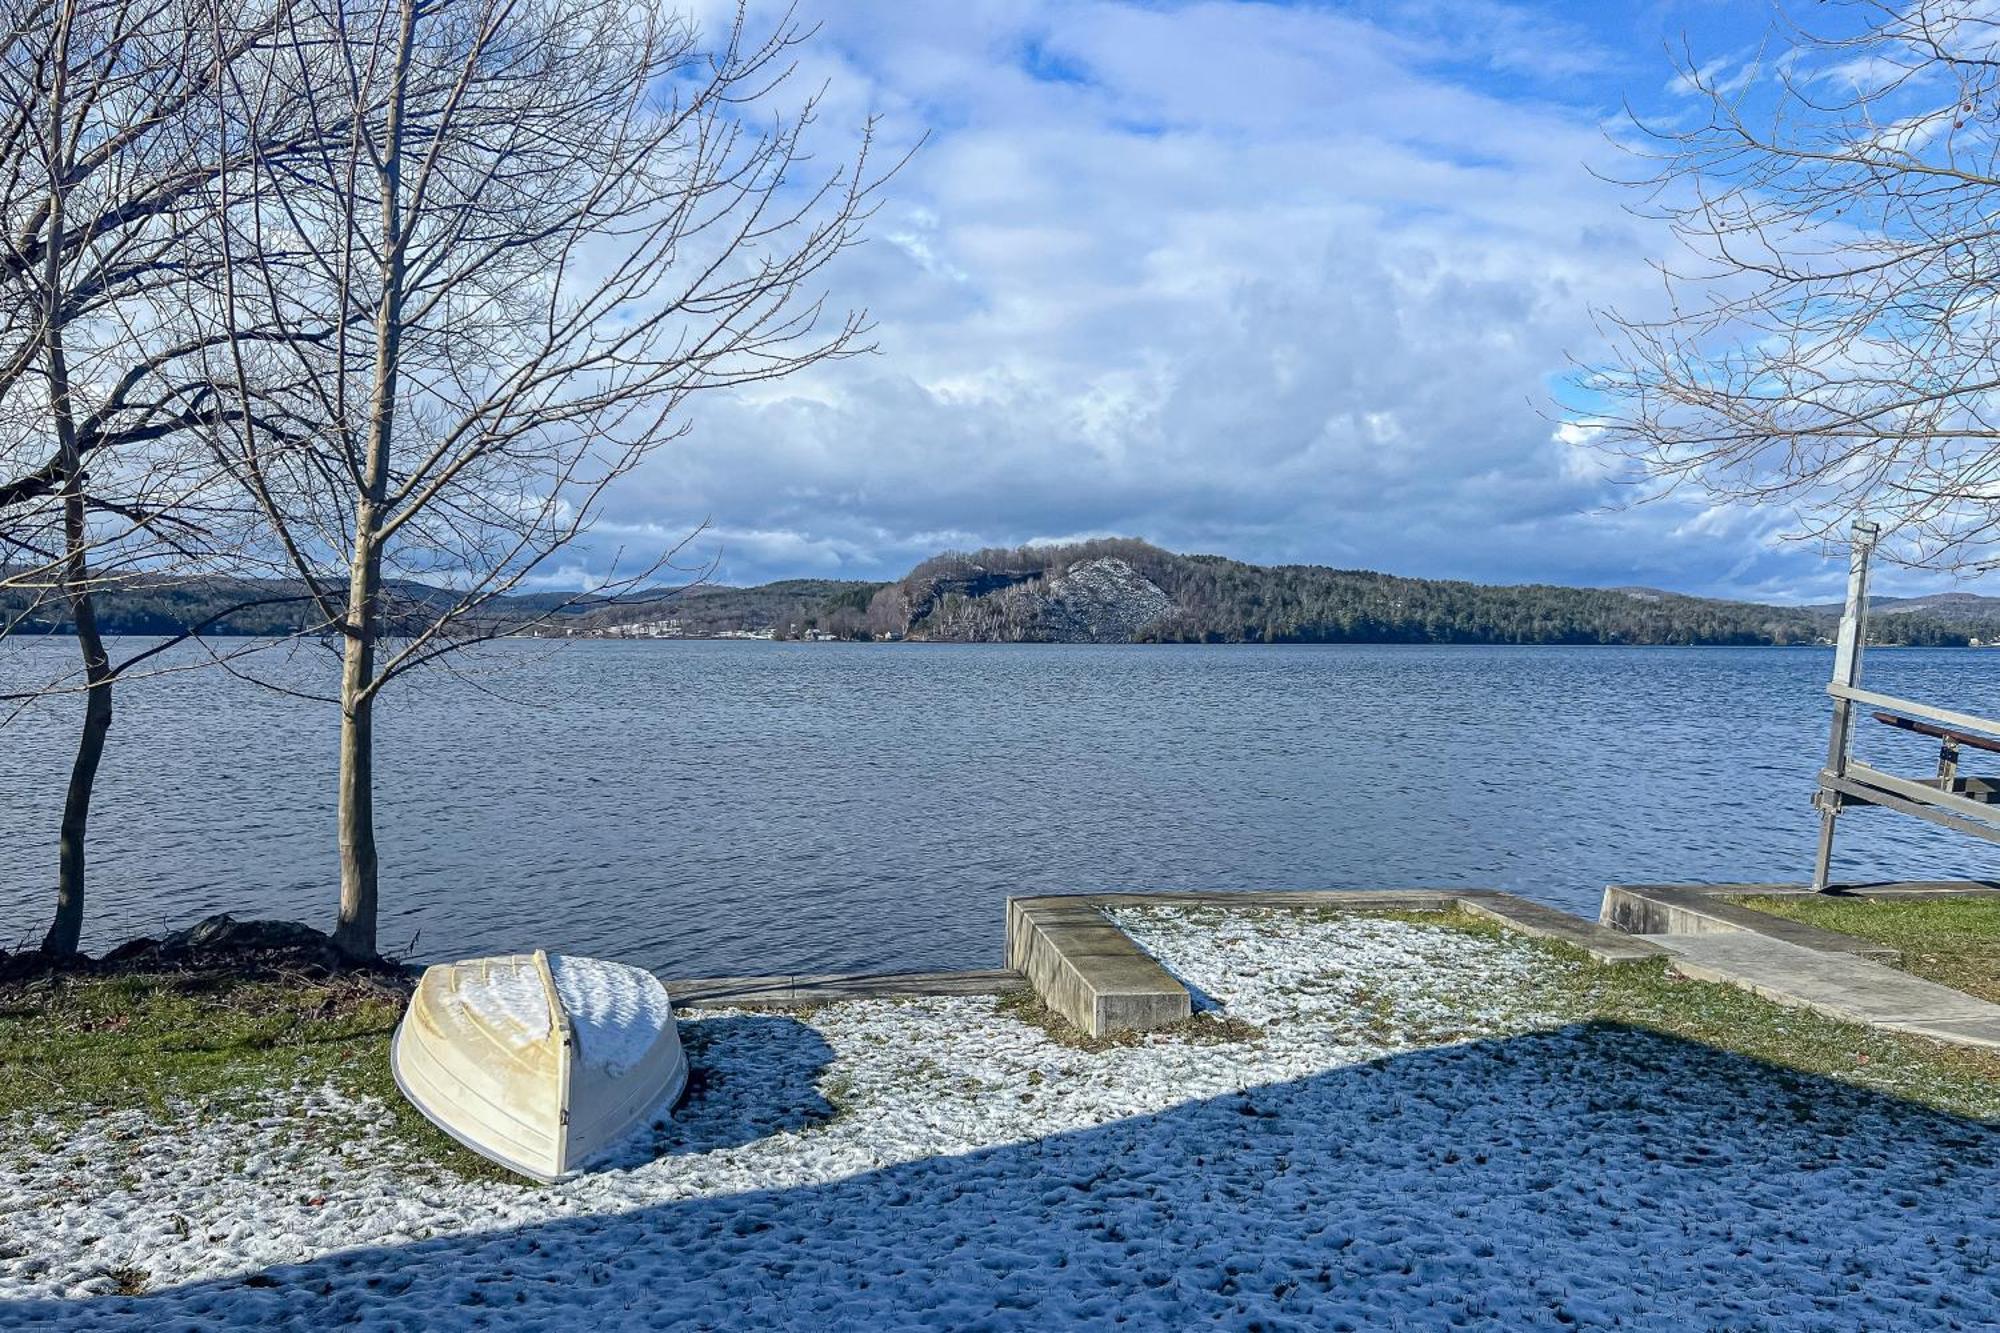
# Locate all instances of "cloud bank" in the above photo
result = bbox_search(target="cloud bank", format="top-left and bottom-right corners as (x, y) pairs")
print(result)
(590, 0), (1916, 602)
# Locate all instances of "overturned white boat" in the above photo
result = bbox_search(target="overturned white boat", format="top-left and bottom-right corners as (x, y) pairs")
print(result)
(391, 950), (688, 1182)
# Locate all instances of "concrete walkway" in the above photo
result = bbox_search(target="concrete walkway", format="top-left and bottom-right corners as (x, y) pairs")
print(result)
(1643, 931), (2000, 1051)
(1601, 880), (2000, 1052)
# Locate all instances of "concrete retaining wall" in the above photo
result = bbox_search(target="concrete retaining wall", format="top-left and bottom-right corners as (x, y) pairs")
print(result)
(1601, 884), (1900, 961)
(1009, 888), (1663, 1039)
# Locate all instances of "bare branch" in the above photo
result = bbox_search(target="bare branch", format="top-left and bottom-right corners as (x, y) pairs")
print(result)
(1582, 1), (2000, 574)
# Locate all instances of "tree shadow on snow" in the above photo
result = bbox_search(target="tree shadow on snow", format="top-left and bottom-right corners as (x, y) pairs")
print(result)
(7, 1022), (1999, 1330)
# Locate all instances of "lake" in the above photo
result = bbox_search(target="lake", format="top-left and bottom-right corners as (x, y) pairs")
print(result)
(2, 639), (1995, 976)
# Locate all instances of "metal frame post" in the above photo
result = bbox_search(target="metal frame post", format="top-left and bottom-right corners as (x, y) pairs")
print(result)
(1812, 520), (1881, 890)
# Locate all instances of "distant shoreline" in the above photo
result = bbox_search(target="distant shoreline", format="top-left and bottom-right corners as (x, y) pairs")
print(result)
(13, 537), (2000, 647)
(26, 632), (1995, 650)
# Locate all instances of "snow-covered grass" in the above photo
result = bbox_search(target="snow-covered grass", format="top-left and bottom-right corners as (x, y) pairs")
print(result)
(3, 908), (1998, 1329)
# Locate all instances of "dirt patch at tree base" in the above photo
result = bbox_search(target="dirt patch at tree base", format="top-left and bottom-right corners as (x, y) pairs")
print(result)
(0, 913), (415, 990)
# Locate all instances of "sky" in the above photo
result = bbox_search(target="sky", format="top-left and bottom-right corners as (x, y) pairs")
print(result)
(582, 0), (1941, 602)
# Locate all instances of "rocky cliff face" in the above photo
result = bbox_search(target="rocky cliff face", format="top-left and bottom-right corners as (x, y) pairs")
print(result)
(890, 557), (1176, 643)
(1035, 557), (1176, 641)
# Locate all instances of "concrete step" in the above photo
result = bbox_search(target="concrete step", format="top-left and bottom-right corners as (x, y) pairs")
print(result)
(1642, 932), (2000, 1051)
(1006, 897), (1192, 1038)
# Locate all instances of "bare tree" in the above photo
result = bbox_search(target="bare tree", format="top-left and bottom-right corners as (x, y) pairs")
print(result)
(1586, 1), (2000, 572)
(0, 0), (317, 954)
(209, 0), (892, 958)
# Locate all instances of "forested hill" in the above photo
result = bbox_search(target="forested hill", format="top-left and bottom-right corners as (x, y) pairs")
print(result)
(8, 539), (2000, 646)
(856, 540), (2000, 647)
(1144, 553), (1829, 646)
(0, 573), (880, 641)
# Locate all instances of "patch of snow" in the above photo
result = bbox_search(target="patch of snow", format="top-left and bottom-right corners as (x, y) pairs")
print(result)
(440, 955), (550, 1047)
(1107, 904), (1566, 1042)
(550, 953), (676, 1078)
(2, 909), (1996, 1329)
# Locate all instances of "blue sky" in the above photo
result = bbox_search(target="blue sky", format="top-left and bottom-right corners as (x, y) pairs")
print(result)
(589, 0), (1941, 602)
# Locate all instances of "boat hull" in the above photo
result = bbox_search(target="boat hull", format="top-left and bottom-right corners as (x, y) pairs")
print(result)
(390, 952), (686, 1182)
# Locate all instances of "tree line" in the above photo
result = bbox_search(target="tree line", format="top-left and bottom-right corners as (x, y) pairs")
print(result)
(14, 535), (1994, 651)
(857, 540), (2000, 647)
(0, 572), (891, 639)
(1, 0), (885, 961)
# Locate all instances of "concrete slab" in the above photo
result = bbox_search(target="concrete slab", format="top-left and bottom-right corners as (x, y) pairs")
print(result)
(1454, 891), (1666, 964)
(1029, 924), (1145, 957)
(1601, 884), (1900, 961)
(1897, 1015), (2000, 1047)
(1642, 933), (2000, 1052)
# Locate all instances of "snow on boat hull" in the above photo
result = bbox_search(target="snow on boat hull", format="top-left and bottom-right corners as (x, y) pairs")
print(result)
(391, 950), (687, 1183)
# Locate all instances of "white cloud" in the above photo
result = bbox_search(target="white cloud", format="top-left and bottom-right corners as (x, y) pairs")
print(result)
(588, 0), (1889, 602)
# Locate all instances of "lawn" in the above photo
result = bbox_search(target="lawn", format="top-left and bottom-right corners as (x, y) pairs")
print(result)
(1734, 893), (2000, 1003)
(1112, 904), (2000, 1119)
(3, 910), (1997, 1327)
(0, 968), (514, 1184)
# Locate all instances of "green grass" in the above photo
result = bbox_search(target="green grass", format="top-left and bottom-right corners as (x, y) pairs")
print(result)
(1406, 910), (2000, 1121)
(1732, 894), (2000, 1004)
(0, 970), (403, 1120)
(1544, 953), (2000, 1119)
(0, 969), (519, 1184)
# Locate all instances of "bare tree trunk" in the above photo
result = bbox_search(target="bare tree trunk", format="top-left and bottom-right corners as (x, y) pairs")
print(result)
(331, 0), (414, 961)
(47, 553), (111, 956)
(37, 5), (111, 958)
(7, 2), (342, 952)
(333, 536), (381, 959)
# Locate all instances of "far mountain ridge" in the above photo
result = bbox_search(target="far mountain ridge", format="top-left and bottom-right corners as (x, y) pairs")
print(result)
(1805, 590), (2000, 619)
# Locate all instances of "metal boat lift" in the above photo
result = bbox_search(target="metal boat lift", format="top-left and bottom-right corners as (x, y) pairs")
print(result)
(1813, 521), (2000, 888)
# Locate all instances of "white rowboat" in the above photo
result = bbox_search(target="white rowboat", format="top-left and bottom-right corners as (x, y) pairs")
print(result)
(391, 950), (688, 1182)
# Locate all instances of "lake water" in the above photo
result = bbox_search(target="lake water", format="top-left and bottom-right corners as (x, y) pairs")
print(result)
(2, 640), (1996, 976)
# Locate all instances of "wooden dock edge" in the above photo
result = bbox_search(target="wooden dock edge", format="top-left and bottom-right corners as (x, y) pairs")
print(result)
(666, 969), (1022, 1010)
